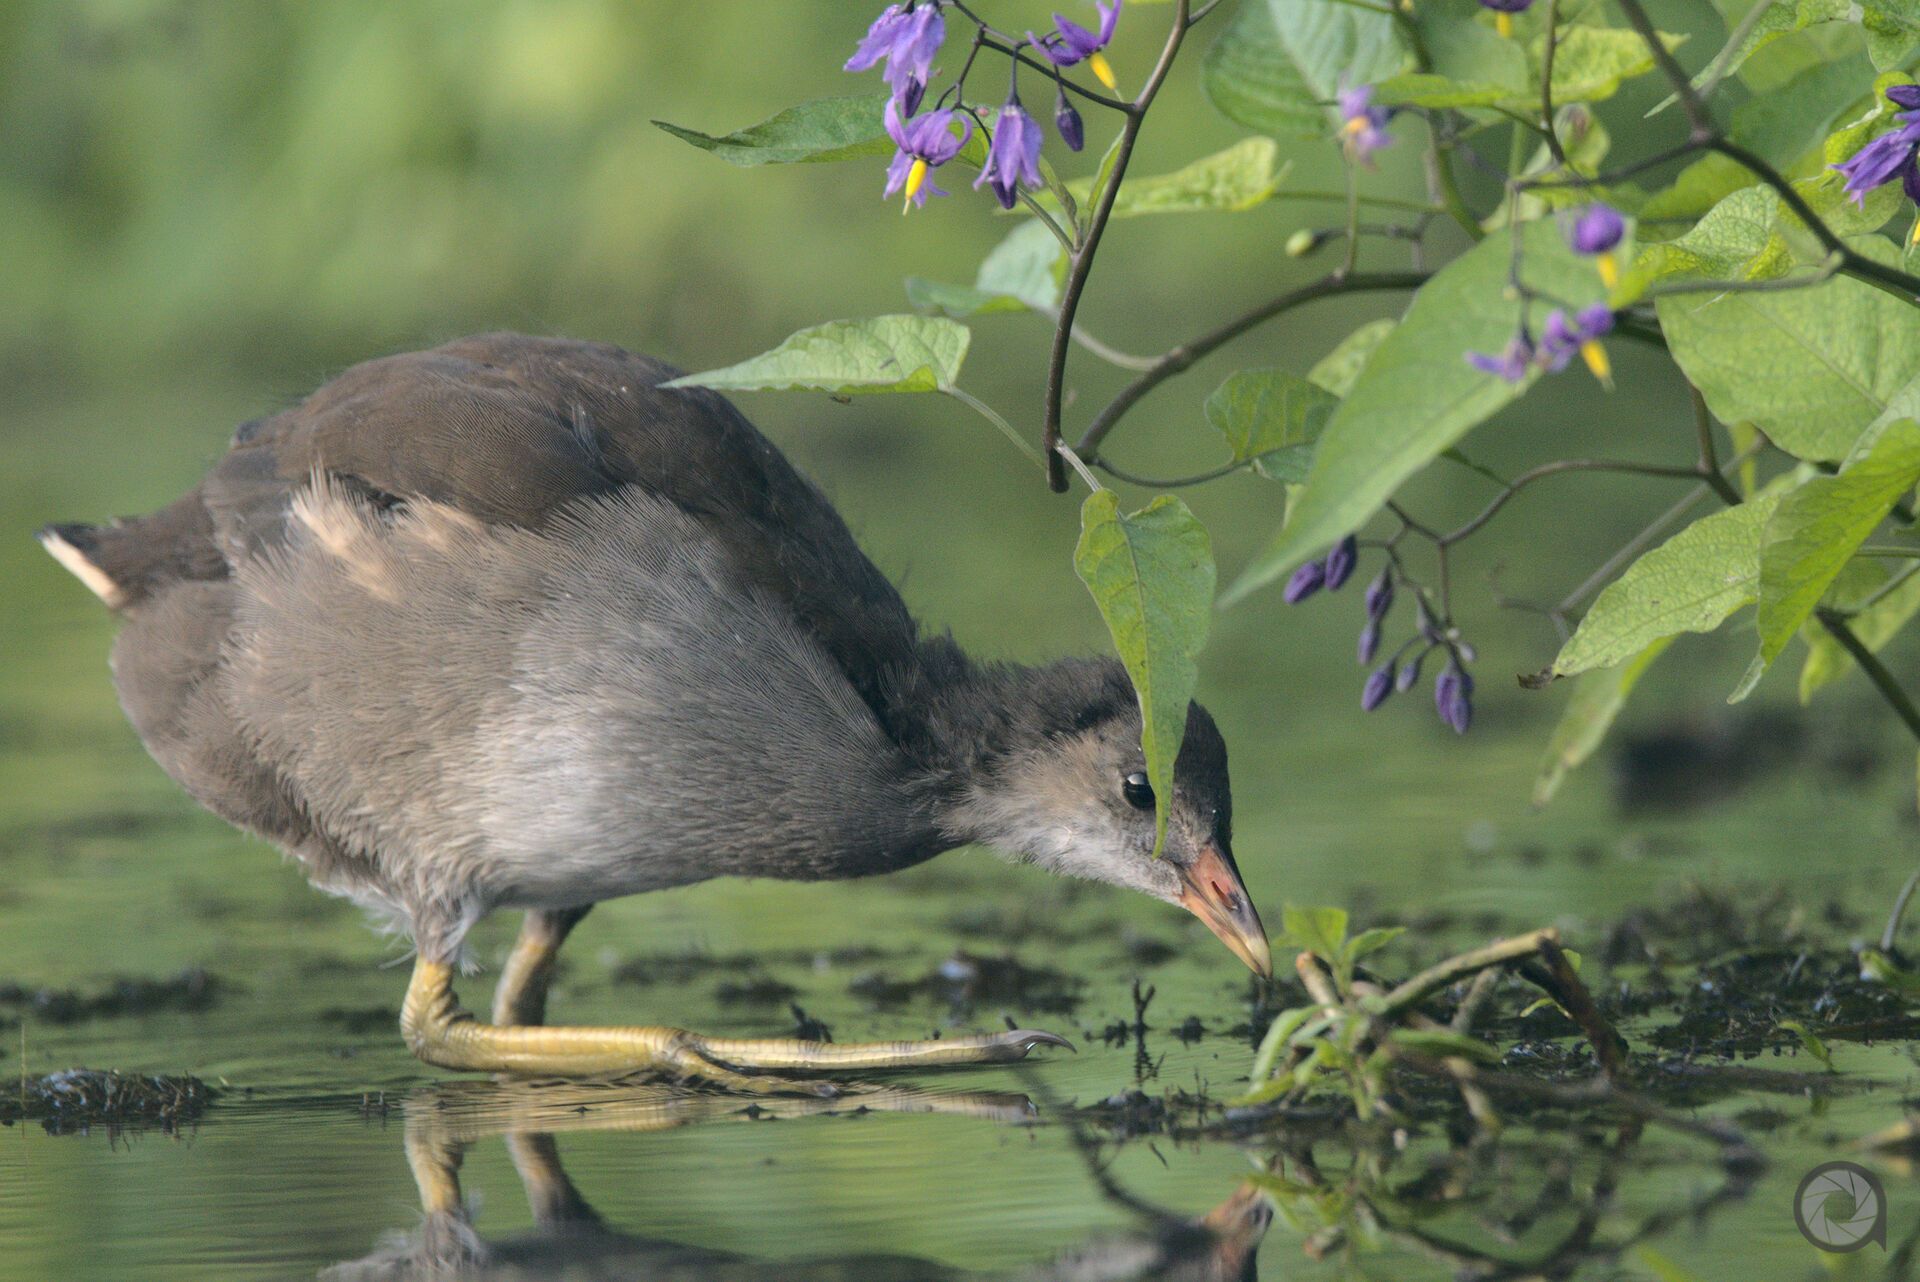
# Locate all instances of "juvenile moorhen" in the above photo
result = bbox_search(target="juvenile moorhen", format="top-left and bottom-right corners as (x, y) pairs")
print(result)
(41, 332), (1270, 1086)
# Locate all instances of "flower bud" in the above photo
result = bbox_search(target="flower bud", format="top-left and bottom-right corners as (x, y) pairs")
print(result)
(1324, 535), (1359, 591)
(1435, 663), (1473, 734)
(1357, 619), (1381, 665)
(1285, 229), (1320, 258)
(1363, 568), (1394, 621)
(1361, 665), (1394, 711)
(1055, 93), (1085, 152)
(1396, 651), (1425, 692)
(1283, 560), (1326, 604)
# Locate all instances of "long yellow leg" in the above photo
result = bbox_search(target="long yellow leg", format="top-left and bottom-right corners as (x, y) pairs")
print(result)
(402, 956), (1071, 1090)
(493, 907), (592, 1026)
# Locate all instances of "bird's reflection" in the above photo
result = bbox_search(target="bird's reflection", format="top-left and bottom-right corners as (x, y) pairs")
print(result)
(322, 1079), (1269, 1282)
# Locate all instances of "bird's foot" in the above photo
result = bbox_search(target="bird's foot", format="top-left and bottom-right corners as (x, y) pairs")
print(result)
(400, 957), (1072, 1092)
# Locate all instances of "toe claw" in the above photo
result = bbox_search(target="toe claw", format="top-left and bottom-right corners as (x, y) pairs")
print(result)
(1011, 1029), (1076, 1054)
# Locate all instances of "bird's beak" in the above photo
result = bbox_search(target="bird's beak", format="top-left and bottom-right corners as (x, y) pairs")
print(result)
(1177, 841), (1272, 980)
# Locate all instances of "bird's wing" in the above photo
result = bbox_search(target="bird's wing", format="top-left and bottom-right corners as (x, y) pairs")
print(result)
(176, 334), (926, 723)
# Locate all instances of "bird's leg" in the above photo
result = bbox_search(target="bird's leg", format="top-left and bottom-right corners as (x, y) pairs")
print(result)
(492, 907), (592, 1026)
(400, 956), (1072, 1089)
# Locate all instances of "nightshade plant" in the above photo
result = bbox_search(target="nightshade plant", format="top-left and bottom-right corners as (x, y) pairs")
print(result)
(656, 3), (1920, 923)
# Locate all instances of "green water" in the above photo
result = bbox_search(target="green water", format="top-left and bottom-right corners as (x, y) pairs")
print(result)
(4, 375), (1920, 1282)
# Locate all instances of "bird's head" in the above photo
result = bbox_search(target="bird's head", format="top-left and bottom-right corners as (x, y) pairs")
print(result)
(941, 661), (1272, 979)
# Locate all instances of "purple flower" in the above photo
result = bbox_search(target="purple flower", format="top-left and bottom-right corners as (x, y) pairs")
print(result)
(1833, 84), (1920, 212)
(1435, 662), (1473, 734)
(1358, 619), (1382, 665)
(1566, 203), (1626, 288)
(1395, 651), (1426, 693)
(883, 100), (971, 210)
(1539, 305), (1616, 382)
(976, 97), (1045, 209)
(1031, 3), (1122, 92)
(1364, 568), (1394, 621)
(1283, 560), (1325, 604)
(1466, 336), (1533, 383)
(1324, 535), (1359, 590)
(1567, 203), (1625, 254)
(1337, 85), (1393, 165)
(1055, 91), (1085, 152)
(846, 3), (946, 114)
(1362, 665), (1394, 711)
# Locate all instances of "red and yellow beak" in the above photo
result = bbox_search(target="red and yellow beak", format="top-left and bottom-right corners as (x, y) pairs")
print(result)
(1177, 842), (1273, 980)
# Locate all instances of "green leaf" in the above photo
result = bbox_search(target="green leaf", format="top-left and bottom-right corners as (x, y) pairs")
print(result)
(1281, 904), (1350, 962)
(1225, 222), (1603, 601)
(1307, 320), (1397, 397)
(1777, 1018), (1837, 1070)
(1073, 493), (1216, 857)
(1204, 368), (1339, 483)
(1345, 926), (1406, 965)
(903, 279), (1029, 318)
(1030, 138), (1287, 220)
(1548, 495), (1784, 678)
(1386, 1028), (1501, 1063)
(1640, 54), (1875, 224)
(1249, 1006), (1316, 1085)
(905, 221), (1066, 318)
(1201, 0), (1411, 136)
(653, 95), (892, 166)
(1736, 417), (1920, 698)
(1410, 0), (1531, 95)
(978, 219), (1067, 308)
(1536, 28), (1688, 106)
(1861, 946), (1920, 994)
(1533, 637), (1674, 805)
(1800, 564), (1920, 700)
(1370, 73), (1515, 109)
(662, 315), (969, 395)
(1625, 185), (1789, 293)
(1657, 240), (1920, 461)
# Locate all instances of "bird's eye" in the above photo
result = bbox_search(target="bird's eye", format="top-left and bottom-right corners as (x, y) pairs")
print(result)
(1121, 771), (1155, 811)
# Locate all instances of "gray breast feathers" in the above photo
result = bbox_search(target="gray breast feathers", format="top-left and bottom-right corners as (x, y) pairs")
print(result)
(223, 477), (927, 920)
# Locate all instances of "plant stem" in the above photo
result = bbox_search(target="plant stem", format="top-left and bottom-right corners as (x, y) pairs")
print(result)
(1372, 929), (1560, 1021)
(943, 386), (1043, 467)
(1074, 270), (1428, 459)
(1816, 610), (1920, 742)
(1039, 0), (1192, 490)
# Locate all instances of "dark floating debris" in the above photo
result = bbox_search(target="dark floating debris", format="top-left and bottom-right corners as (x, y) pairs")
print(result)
(847, 950), (1085, 1017)
(0, 1069), (216, 1134)
(0, 967), (221, 1025)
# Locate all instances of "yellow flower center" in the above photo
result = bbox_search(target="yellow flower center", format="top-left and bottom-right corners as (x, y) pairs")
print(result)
(1580, 340), (1612, 385)
(1596, 251), (1620, 291)
(1496, 11), (1513, 36)
(903, 157), (929, 213)
(1089, 51), (1119, 93)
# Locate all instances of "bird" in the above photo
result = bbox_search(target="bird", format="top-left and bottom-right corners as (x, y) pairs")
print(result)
(39, 332), (1270, 1087)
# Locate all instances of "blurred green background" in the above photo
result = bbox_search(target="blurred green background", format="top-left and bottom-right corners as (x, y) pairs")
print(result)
(3, 3), (1918, 1279)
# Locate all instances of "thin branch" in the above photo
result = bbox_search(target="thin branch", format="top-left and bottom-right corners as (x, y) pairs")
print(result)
(1610, 0), (1712, 139)
(1054, 441), (1105, 492)
(1040, 0), (1192, 490)
(1093, 457), (1252, 488)
(1061, 321), (1157, 370)
(1690, 386), (1742, 505)
(946, 3), (1133, 113)
(1538, 0), (1567, 167)
(1074, 270), (1429, 459)
(1440, 458), (1708, 546)
(1816, 610), (1920, 743)
(943, 386), (1044, 467)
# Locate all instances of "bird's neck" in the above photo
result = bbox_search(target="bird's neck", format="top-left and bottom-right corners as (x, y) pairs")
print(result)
(882, 645), (1127, 841)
